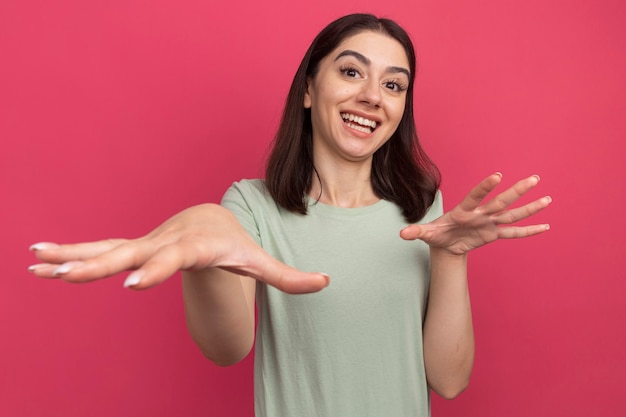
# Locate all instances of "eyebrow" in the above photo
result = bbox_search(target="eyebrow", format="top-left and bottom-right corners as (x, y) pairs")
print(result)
(334, 49), (410, 78)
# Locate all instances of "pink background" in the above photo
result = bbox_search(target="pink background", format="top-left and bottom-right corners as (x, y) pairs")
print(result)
(2, 0), (625, 416)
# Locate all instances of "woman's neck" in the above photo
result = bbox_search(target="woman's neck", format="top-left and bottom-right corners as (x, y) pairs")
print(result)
(308, 158), (380, 208)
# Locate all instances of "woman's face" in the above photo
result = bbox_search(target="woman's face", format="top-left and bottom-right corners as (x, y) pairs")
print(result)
(304, 30), (410, 165)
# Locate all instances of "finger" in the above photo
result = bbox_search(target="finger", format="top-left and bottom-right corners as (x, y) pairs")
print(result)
(497, 224), (551, 239)
(458, 172), (503, 212)
(122, 241), (205, 290)
(126, 237), (331, 293)
(28, 263), (61, 278)
(225, 249), (330, 294)
(30, 239), (128, 264)
(49, 240), (156, 283)
(493, 196), (552, 225)
(480, 175), (541, 215)
(251, 265), (330, 294)
(399, 224), (428, 241)
(122, 242), (330, 293)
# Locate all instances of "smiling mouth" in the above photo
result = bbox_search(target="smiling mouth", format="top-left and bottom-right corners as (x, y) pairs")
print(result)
(341, 113), (378, 134)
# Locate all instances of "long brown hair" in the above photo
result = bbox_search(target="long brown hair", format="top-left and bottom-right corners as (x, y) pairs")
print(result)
(265, 13), (440, 223)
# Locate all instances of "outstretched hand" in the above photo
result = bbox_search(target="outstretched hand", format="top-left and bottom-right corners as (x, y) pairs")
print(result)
(400, 173), (551, 255)
(29, 204), (329, 294)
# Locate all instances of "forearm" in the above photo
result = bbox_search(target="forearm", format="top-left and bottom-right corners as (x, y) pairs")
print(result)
(182, 268), (256, 366)
(423, 248), (475, 399)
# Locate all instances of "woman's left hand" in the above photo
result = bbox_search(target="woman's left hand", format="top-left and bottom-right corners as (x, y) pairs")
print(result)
(400, 173), (551, 255)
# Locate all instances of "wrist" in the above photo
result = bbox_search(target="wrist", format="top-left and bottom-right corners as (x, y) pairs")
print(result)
(430, 246), (468, 262)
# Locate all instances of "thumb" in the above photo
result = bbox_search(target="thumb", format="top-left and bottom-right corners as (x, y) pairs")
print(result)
(399, 224), (426, 241)
(224, 250), (331, 294)
(272, 267), (331, 294)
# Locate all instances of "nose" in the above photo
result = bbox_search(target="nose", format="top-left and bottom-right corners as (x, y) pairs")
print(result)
(357, 78), (382, 108)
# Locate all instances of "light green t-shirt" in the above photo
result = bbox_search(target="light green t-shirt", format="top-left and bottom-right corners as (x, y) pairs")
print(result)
(222, 179), (443, 417)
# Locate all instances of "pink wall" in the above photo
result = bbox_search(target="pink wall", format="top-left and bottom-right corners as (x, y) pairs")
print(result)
(2, 0), (625, 416)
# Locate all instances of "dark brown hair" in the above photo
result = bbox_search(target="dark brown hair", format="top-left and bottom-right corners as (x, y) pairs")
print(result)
(265, 13), (440, 223)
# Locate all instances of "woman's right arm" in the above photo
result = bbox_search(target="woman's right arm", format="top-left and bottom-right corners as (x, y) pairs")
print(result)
(30, 204), (329, 292)
(29, 203), (329, 364)
(182, 269), (257, 366)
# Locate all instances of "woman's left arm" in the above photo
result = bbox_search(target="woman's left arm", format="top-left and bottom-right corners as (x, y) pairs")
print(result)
(400, 173), (552, 399)
(421, 249), (473, 399)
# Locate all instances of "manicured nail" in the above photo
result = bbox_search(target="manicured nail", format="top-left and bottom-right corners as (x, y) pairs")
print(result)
(30, 242), (59, 251)
(123, 271), (144, 288)
(320, 273), (331, 287)
(28, 264), (48, 272)
(53, 262), (81, 276)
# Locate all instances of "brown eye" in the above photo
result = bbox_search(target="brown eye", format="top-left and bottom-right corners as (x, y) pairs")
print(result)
(340, 66), (362, 79)
(385, 82), (400, 92)
(384, 80), (408, 92)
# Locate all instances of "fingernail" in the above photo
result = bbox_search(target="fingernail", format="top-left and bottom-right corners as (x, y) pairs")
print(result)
(533, 174), (541, 182)
(123, 271), (144, 288)
(28, 263), (47, 272)
(53, 261), (82, 276)
(545, 196), (552, 203)
(495, 172), (502, 178)
(320, 273), (331, 287)
(30, 242), (59, 251)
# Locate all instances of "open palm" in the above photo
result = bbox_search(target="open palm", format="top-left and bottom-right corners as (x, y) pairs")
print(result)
(29, 204), (329, 293)
(400, 173), (551, 255)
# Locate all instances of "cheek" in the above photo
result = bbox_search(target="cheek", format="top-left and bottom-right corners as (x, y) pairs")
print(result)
(388, 100), (406, 123)
(314, 76), (355, 102)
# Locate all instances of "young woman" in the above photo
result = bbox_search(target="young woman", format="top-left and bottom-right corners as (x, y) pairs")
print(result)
(29, 14), (551, 417)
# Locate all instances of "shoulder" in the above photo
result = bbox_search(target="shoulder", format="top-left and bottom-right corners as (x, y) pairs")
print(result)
(220, 179), (278, 243)
(418, 189), (444, 224)
(221, 178), (285, 220)
(221, 178), (284, 219)
(224, 178), (266, 195)
(222, 179), (272, 207)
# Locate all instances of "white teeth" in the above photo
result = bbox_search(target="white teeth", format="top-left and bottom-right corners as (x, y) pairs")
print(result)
(340, 113), (378, 130)
(344, 122), (371, 134)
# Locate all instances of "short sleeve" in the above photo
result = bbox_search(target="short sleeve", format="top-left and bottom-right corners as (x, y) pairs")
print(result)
(417, 189), (444, 224)
(220, 180), (263, 245)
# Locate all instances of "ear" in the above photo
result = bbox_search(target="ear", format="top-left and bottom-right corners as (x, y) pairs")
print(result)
(303, 78), (312, 109)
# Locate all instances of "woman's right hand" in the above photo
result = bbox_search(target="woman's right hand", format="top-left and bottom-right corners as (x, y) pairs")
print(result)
(29, 204), (329, 294)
